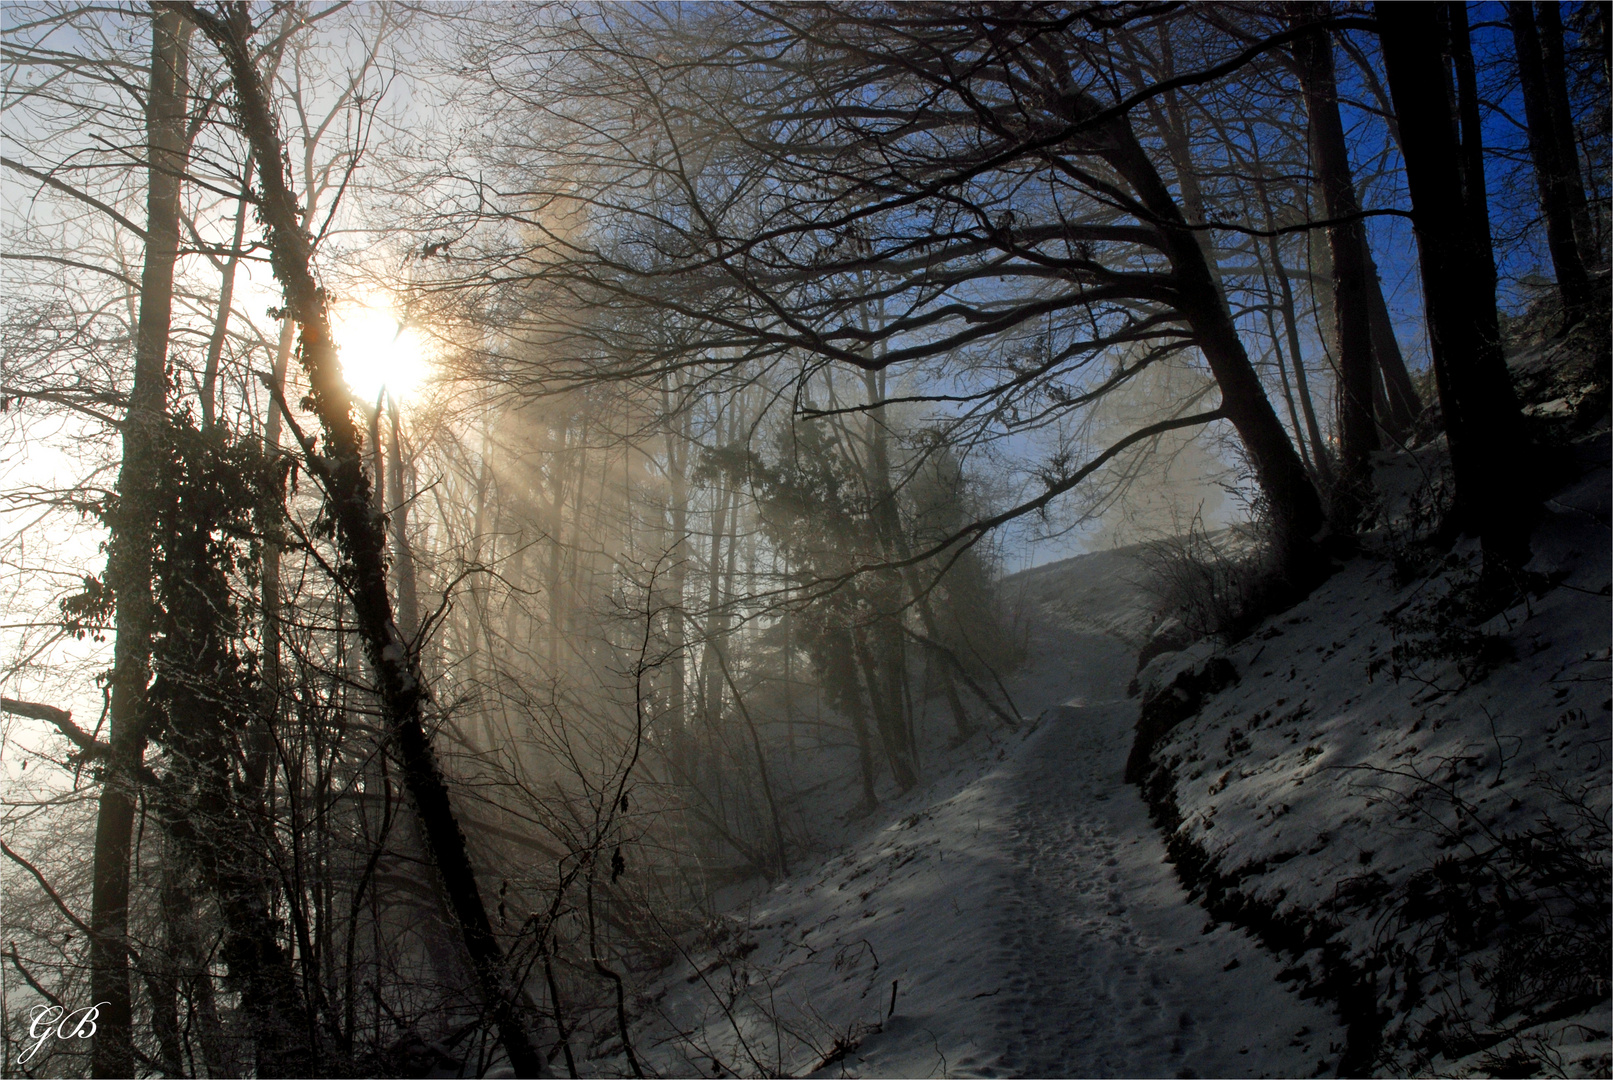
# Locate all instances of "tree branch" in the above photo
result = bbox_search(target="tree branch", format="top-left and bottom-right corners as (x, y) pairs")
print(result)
(1, 156), (149, 240)
(0, 838), (99, 941)
(1, 698), (109, 758)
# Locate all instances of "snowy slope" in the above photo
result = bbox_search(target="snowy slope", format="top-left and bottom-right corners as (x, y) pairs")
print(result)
(1004, 546), (1160, 651)
(1133, 431), (1612, 1076)
(635, 548), (1347, 1078)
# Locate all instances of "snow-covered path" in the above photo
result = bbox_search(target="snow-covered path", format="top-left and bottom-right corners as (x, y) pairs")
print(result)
(647, 701), (1346, 1078)
(987, 700), (1340, 1079)
(645, 555), (1347, 1077)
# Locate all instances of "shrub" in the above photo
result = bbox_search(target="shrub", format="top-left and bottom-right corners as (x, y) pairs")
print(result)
(1138, 506), (1288, 643)
(1374, 459), (1457, 587)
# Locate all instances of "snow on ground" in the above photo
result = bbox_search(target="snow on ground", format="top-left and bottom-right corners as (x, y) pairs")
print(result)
(1135, 430), (1612, 1076)
(631, 418), (1609, 1080)
(637, 548), (1345, 1078)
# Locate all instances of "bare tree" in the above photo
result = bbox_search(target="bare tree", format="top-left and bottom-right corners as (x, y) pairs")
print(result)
(1291, 2), (1376, 525)
(1508, 1), (1594, 325)
(1377, 2), (1533, 577)
(174, 4), (547, 1073)
(436, 4), (1336, 586)
(87, 13), (191, 1073)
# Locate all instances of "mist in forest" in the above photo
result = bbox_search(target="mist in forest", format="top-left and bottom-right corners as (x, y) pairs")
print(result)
(2, 3), (1607, 1078)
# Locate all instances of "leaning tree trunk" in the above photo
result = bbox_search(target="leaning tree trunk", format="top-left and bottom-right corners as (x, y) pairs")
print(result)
(1293, 4), (1378, 527)
(177, 6), (545, 1074)
(1090, 99), (1328, 579)
(1508, 1), (1593, 325)
(1378, 2), (1534, 576)
(90, 13), (190, 1075)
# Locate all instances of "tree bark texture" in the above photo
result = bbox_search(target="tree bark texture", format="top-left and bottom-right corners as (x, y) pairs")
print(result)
(91, 12), (190, 1075)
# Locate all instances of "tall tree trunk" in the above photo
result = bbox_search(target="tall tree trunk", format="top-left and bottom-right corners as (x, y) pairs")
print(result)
(1144, 27), (1233, 314)
(711, 643), (789, 878)
(91, 14), (190, 1075)
(1249, 158), (1323, 476)
(1252, 230), (1314, 471)
(545, 421), (574, 673)
(1378, 2), (1534, 576)
(1342, 1), (1484, 434)
(706, 462), (746, 800)
(697, 398), (744, 775)
(902, 580), (974, 742)
(257, 315), (296, 773)
(661, 383), (690, 778)
(159, 780), (317, 1076)
(1535, 1), (1596, 263)
(700, 472), (735, 739)
(1448, 4), (1495, 271)
(181, 7), (546, 1073)
(387, 394), (421, 640)
(157, 852), (233, 1078)
(200, 184), (248, 432)
(159, 861), (233, 1079)
(859, 615), (915, 788)
(368, 397), (385, 520)
(845, 668), (878, 810)
(857, 367), (929, 759)
(464, 420), (495, 747)
(144, 850), (184, 1077)
(1361, 239), (1422, 437)
(147, 421), (321, 1074)
(1267, 307), (1313, 472)
(1508, 1), (1593, 324)
(849, 625), (916, 792)
(1293, 5), (1378, 527)
(1263, 218), (1332, 483)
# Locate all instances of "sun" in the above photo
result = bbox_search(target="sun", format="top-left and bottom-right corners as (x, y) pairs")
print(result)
(330, 295), (430, 403)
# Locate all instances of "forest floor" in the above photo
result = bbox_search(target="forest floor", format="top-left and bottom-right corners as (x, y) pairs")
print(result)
(635, 549), (1346, 1079)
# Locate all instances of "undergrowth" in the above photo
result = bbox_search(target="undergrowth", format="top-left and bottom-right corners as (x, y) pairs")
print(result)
(1377, 556), (1518, 692)
(1332, 761), (1612, 1075)
(1139, 505), (1290, 643)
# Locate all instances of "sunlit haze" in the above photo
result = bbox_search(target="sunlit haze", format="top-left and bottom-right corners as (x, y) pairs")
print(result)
(330, 296), (430, 403)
